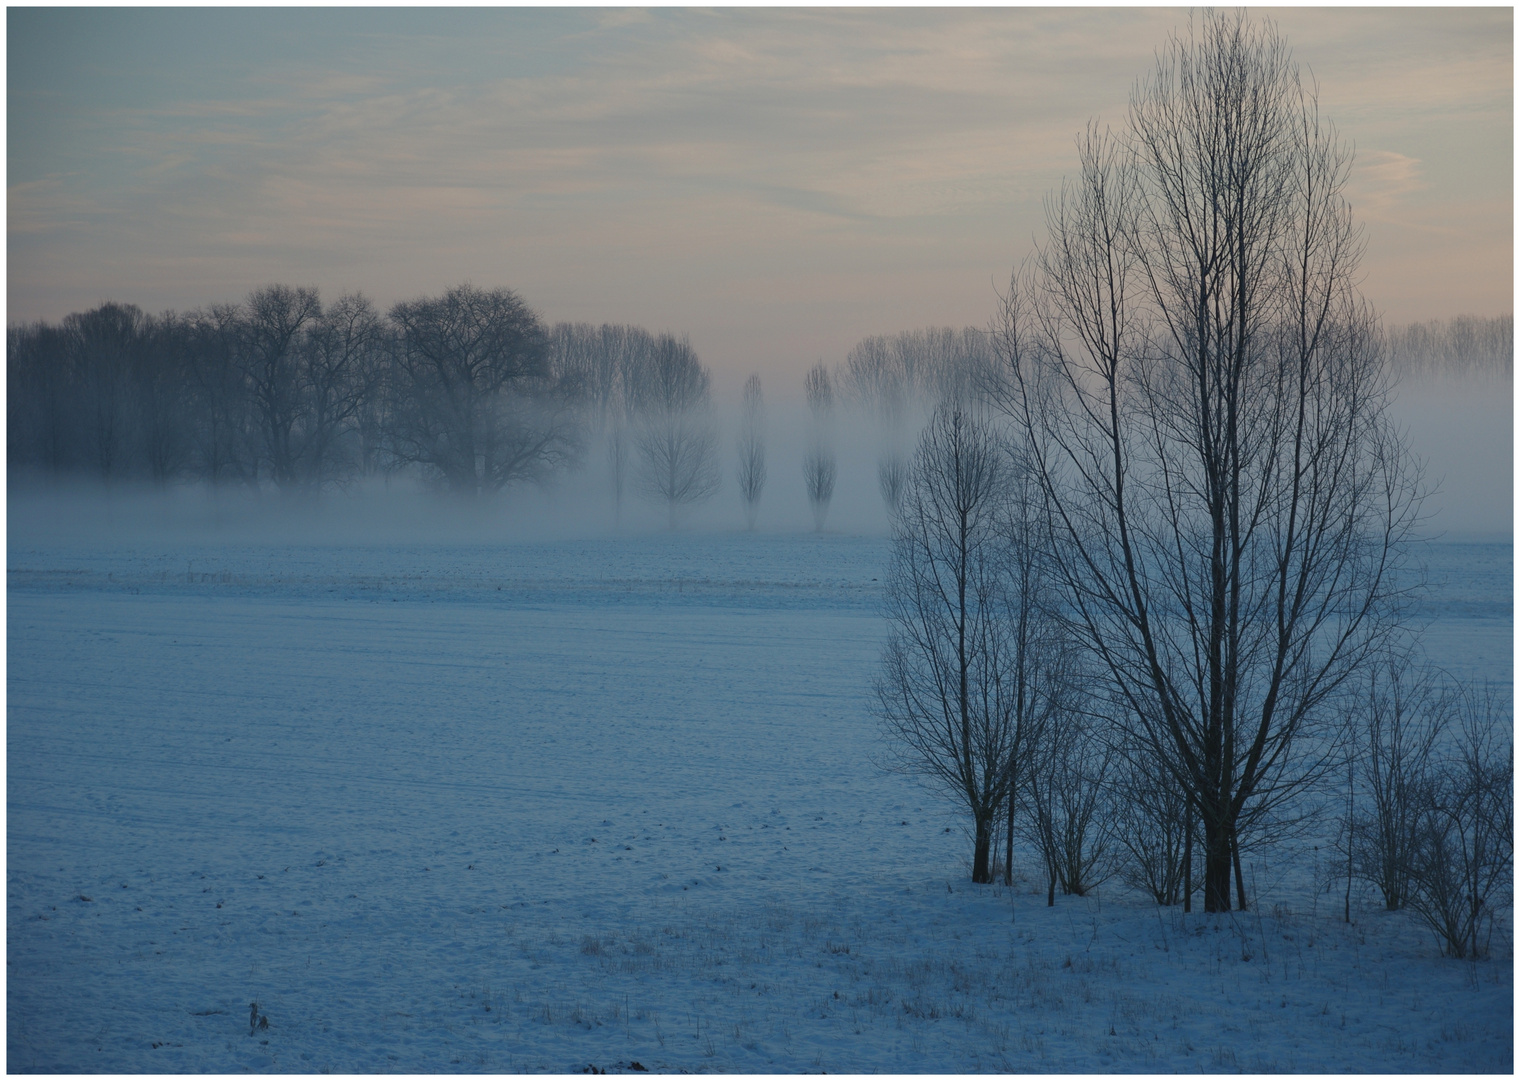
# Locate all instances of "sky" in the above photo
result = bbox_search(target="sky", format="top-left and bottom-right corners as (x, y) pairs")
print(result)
(7, 6), (1513, 393)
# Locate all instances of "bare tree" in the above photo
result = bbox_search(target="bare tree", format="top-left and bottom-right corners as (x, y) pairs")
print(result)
(1348, 650), (1448, 912)
(65, 303), (148, 482)
(186, 303), (261, 489)
(637, 417), (720, 529)
(737, 374), (767, 529)
(633, 334), (719, 527)
(844, 328), (995, 517)
(803, 362), (836, 531)
(549, 321), (652, 522)
(129, 311), (194, 485)
(877, 456), (908, 518)
(991, 11), (1421, 912)
(994, 439), (1065, 887)
(878, 405), (1055, 884)
(1384, 314), (1514, 381)
(387, 285), (578, 496)
(1406, 681), (1513, 959)
(237, 285), (322, 489)
(298, 293), (385, 490)
(605, 328), (657, 525)
(844, 335), (911, 516)
(7, 320), (74, 479)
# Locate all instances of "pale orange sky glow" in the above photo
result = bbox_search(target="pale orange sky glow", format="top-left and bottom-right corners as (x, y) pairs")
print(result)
(8, 7), (1513, 391)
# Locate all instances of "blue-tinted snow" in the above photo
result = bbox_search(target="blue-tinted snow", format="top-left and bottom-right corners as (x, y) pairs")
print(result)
(8, 522), (1512, 1073)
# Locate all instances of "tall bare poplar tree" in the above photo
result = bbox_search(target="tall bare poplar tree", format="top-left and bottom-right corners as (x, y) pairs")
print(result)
(993, 11), (1420, 912)
(802, 362), (836, 532)
(737, 374), (766, 529)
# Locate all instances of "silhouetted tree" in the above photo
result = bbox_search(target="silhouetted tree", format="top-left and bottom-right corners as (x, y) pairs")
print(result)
(844, 327), (995, 516)
(8, 320), (74, 478)
(185, 303), (259, 488)
(66, 303), (148, 482)
(237, 285), (322, 488)
(632, 334), (719, 527)
(802, 362), (836, 532)
(737, 374), (767, 529)
(879, 406), (1059, 884)
(299, 293), (385, 489)
(549, 322), (663, 524)
(135, 312), (194, 484)
(387, 285), (577, 496)
(991, 11), (1421, 913)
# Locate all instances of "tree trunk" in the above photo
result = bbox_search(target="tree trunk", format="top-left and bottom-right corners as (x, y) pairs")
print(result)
(972, 812), (993, 884)
(1231, 825), (1247, 912)
(1183, 796), (1193, 913)
(1203, 816), (1232, 913)
(1345, 751), (1354, 922)
(1004, 793), (1015, 887)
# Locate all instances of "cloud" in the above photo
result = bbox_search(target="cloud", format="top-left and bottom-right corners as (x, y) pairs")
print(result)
(7, 174), (103, 236)
(6, 7), (1510, 375)
(1349, 150), (1429, 217)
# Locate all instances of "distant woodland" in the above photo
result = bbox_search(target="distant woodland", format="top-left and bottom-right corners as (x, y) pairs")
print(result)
(6, 284), (1507, 501)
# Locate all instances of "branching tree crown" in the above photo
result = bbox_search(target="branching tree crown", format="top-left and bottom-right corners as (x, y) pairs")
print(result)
(878, 405), (1062, 884)
(632, 334), (719, 527)
(388, 284), (577, 496)
(992, 10), (1422, 912)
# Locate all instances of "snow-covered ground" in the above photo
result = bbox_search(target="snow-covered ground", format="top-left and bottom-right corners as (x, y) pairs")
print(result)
(7, 502), (1512, 1073)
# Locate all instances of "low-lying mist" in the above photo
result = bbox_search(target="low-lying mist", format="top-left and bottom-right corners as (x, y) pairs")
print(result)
(1386, 368), (1512, 540)
(7, 408), (903, 548)
(9, 371), (1509, 550)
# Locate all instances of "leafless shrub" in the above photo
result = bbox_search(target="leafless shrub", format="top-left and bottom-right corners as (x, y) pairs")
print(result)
(1023, 707), (1118, 901)
(1113, 752), (1191, 906)
(1351, 651), (1448, 911)
(1406, 681), (1513, 959)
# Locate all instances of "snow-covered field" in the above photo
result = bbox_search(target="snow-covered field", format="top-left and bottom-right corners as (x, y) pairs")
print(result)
(7, 499), (1513, 1073)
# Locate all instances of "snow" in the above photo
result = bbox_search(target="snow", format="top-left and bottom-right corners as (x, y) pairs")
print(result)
(7, 507), (1513, 1073)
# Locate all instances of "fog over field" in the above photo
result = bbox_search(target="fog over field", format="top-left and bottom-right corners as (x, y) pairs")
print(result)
(8, 6), (1512, 1076)
(8, 360), (1513, 545)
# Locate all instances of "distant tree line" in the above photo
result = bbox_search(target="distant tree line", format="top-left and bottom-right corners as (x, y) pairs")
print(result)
(840, 327), (993, 518)
(7, 285), (726, 518)
(5, 281), (1012, 533)
(1383, 315), (1512, 379)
